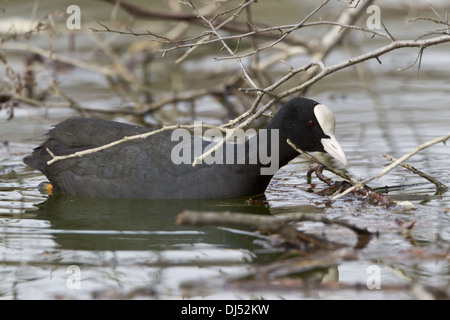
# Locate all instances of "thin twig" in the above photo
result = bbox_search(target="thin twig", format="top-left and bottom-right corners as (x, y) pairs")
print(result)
(49, 80), (88, 117)
(99, 0), (313, 50)
(383, 154), (448, 194)
(174, 0), (251, 63)
(223, 0), (331, 61)
(397, 46), (424, 71)
(155, 20), (390, 58)
(46, 126), (179, 165)
(45, 123), (228, 165)
(186, 0), (258, 89)
(408, 16), (450, 27)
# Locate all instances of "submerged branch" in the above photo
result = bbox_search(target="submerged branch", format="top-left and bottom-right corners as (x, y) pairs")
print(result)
(277, 212), (372, 238)
(176, 210), (371, 249)
(177, 209), (374, 250)
(176, 210), (334, 249)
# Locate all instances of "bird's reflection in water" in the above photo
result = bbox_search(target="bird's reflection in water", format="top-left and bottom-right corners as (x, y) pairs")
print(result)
(28, 194), (272, 252)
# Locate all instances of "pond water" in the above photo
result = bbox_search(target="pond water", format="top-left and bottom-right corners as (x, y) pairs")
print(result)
(0, 0), (449, 299)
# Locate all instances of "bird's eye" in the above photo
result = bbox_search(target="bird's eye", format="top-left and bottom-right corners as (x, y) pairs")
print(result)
(308, 121), (316, 127)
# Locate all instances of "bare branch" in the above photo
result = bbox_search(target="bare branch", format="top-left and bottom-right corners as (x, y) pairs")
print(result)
(176, 210), (372, 249)
(96, 20), (391, 58)
(45, 122), (228, 166)
(99, 0), (313, 49)
(278, 34), (450, 98)
(177, 210), (333, 249)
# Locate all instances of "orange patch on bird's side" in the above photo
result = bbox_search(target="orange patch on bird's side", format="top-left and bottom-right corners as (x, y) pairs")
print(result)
(38, 182), (53, 195)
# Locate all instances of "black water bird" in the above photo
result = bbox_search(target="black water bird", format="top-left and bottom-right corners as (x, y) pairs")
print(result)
(24, 98), (347, 199)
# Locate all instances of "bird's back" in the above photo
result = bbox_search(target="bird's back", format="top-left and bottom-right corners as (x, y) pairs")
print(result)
(24, 118), (268, 199)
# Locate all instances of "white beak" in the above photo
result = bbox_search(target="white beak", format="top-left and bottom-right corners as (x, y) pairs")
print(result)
(314, 104), (347, 166)
(321, 135), (347, 165)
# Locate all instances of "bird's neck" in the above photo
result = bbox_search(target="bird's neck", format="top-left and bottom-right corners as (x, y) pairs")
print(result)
(239, 124), (299, 178)
(262, 121), (299, 168)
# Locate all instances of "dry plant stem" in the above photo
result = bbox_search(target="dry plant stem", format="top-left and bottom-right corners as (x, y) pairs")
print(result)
(191, 90), (271, 166)
(383, 154), (448, 193)
(72, 89), (226, 116)
(99, 0), (200, 21)
(46, 126), (178, 165)
(332, 133), (450, 200)
(88, 30), (138, 85)
(176, 0), (331, 152)
(194, 34), (450, 130)
(45, 123), (228, 166)
(10, 94), (46, 108)
(10, 93), (89, 114)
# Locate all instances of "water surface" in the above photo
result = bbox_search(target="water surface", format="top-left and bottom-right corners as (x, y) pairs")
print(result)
(1, 0), (449, 299)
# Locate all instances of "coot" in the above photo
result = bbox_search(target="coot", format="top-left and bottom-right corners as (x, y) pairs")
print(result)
(24, 98), (347, 199)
